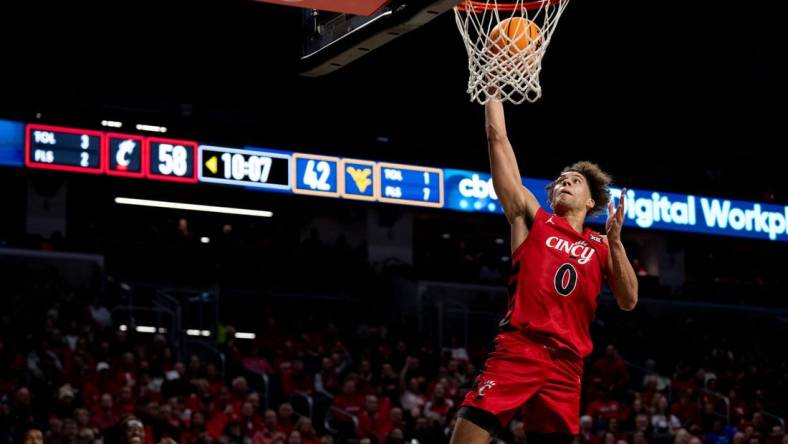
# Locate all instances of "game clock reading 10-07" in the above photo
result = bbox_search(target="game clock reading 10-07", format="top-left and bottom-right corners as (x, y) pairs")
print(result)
(198, 145), (291, 190)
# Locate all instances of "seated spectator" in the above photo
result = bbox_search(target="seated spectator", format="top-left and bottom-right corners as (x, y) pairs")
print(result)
(332, 379), (365, 417)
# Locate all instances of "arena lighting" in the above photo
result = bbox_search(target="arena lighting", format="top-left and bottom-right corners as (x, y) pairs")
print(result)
(114, 197), (274, 218)
(101, 120), (122, 128)
(147, 327), (255, 339)
(135, 124), (167, 133)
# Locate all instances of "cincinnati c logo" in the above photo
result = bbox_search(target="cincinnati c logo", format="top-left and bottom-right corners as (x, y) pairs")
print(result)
(476, 380), (496, 400)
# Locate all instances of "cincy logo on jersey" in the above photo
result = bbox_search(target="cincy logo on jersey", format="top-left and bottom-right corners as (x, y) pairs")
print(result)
(475, 379), (496, 400)
(546, 236), (595, 264)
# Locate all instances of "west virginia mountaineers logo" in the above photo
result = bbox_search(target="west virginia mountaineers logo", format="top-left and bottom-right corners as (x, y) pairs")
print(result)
(475, 380), (496, 400)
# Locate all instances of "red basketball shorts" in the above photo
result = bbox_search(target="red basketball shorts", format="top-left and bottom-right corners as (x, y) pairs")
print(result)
(458, 331), (584, 435)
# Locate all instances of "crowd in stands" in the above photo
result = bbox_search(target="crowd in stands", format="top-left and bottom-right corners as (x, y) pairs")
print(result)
(1, 260), (785, 444)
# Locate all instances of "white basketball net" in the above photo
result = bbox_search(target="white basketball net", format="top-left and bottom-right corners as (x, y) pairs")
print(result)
(453, 0), (569, 104)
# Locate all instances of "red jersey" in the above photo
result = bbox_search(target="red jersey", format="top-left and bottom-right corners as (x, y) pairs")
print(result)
(501, 207), (609, 358)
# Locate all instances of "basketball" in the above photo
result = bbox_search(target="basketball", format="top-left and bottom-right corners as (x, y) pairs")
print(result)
(488, 17), (542, 56)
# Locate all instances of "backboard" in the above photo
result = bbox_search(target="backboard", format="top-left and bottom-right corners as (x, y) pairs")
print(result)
(257, 0), (460, 76)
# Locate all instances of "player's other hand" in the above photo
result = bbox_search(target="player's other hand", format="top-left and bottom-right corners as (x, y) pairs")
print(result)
(606, 188), (626, 244)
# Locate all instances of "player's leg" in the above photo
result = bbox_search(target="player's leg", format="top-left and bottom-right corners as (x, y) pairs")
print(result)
(451, 332), (550, 443)
(522, 353), (584, 441)
(450, 415), (493, 444)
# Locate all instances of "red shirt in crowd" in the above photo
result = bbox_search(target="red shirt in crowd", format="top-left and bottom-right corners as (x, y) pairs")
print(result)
(586, 399), (624, 421)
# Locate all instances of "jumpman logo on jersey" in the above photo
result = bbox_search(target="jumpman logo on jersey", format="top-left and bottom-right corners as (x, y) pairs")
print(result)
(547, 215), (556, 224)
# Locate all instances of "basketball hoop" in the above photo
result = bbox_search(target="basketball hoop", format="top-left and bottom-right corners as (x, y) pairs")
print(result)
(453, 0), (569, 104)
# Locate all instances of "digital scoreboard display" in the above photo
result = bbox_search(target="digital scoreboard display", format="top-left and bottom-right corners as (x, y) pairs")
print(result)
(340, 159), (377, 201)
(146, 138), (198, 183)
(7, 118), (788, 243)
(106, 133), (145, 178)
(25, 124), (104, 173)
(292, 153), (340, 197)
(198, 145), (291, 190)
(377, 162), (443, 208)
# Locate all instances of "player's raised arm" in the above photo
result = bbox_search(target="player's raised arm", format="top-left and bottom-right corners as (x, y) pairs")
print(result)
(605, 189), (639, 311)
(485, 99), (541, 228)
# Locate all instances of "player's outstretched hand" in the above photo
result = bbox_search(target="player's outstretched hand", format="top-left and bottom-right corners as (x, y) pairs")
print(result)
(606, 188), (626, 243)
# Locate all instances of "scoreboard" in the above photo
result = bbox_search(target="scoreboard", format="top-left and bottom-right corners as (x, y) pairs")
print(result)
(6, 119), (788, 243)
(199, 146), (291, 191)
(147, 138), (198, 183)
(293, 153), (340, 197)
(377, 162), (443, 208)
(106, 133), (145, 178)
(19, 121), (446, 207)
(26, 124), (104, 174)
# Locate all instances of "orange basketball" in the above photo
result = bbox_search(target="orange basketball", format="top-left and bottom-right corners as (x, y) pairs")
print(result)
(488, 17), (541, 56)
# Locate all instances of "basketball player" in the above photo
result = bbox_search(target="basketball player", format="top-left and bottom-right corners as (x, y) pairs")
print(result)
(450, 100), (639, 444)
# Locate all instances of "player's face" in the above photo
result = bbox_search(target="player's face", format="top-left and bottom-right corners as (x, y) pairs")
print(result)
(553, 172), (593, 213)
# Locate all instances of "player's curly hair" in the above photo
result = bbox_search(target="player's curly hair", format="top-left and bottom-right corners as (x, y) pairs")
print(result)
(546, 161), (612, 216)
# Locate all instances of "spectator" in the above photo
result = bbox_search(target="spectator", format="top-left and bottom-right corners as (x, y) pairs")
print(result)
(579, 415), (597, 444)
(286, 431), (301, 444)
(25, 425), (46, 444)
(587, 390), (625, 422)
(276, 404), (296, 437)
(424, 383), (454, 420)
(293, 417), (319, 444)
(642, 360), (670, 392)
(652, 395), (682, 436)
(379, 363), (399, 403)
(591, 345), (631, 397)
(55, 385), (78, 421)
(399, 376), (425, 417)
(332, 379), (365, 417)
(239, 401), (263, 437)
(671, 391), (699, 427)
(314, 358), (339, 397)
(54, 419), (79, 444)
(114, 417), (146, 444)
(380, 408), (406, 442)
(357, 395), (386, 442)
(92, 394), (119, 433)
(675, 428), (690, 444)
(223, 417), (252, 444)
(251, 410), (277, 444)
